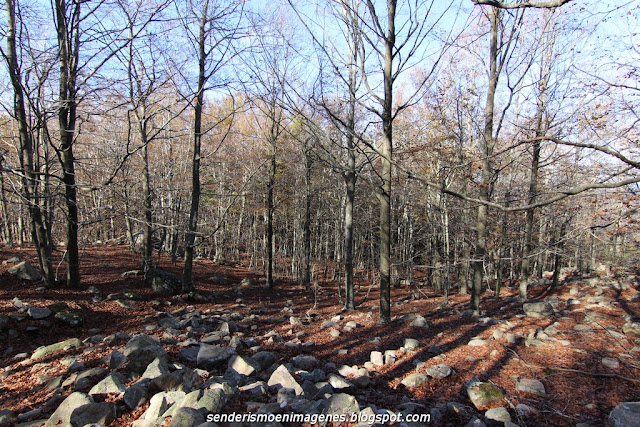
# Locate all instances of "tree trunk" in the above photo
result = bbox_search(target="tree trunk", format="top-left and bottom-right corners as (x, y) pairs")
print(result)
(344, 171), (356, 309)
(377, 0), (396, 325)
(266, 144), (276, 289)
(472, 6), (499, 315)
(303, 151), (312, 290)
(5, 0), (54, 284)
(183, 8), (208, 293)
(55, 0), (81, 288)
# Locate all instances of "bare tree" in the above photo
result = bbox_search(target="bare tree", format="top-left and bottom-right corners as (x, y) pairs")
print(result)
(177, 0), (244, 292)
(1, 0), (54, 285)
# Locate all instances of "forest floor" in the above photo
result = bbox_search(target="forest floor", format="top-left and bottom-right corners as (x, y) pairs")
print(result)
(0, 244), (639, 426)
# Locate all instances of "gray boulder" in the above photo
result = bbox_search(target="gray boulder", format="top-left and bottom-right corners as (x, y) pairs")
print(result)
(197, 344), (235, 370)
(401, 373), (429, 388)
(8, 261), (42, 280)
(106, 350), (127, 370)
(140, 357), (170, 380)
(55, 311), (84, 327)
(426, 364), (452, 379)
(0, 409), (16, 427)
(227, 354), (259, 376)
(515, 378), (546, 396)
(292, 355), (319, 371)
(32, 338), (83, 361)
(69, 402), (116, 427)
(609, 402), (640, 427)
(327, 374), (356, 394)
(28, 307), (52, 320)
(324, 393), (359, 416)
(123, 335), (167, 374)
(147, 268), (182, 296)
(523, 301), (554, 318)
(267, 365), (303, 395)
(251, 351), (276, 371)
(123, 384), (149, 409)
(197, 389), (227, 413)
(89, 372), (127, 395)
(485, 407), (511, 423)
(44, 392), (92, 427)
(168, 407), (205, 427)
(465, 380), (504, 410)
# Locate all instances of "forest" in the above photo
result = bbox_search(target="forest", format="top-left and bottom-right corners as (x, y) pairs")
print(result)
(0, 0), (639, 426)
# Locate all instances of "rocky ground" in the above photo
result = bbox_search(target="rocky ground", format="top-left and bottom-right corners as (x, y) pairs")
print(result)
(0, 245), (639, 426)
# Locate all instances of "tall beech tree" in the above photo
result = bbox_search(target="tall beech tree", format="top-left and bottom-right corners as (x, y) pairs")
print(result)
(178, 0), (244, 292)
(2, 0), (55, 285)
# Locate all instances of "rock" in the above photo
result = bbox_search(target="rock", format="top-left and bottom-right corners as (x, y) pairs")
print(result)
(197, 344), (235, 370)
(426, 364), (452, 379)
(0, 410), (16, 427)
(239, 277), (256, 288)
(47, 302), (70, 313)
(69, 402), (116, 426)
(267, 365), (303, 395)
(466, 380), (504, 410)
(491, 330), (504, 340)
(523, 301), (554, 318)
(351, 370), (371, 388)
(141, 357), (170, 380)
(116, 299), (137, 309)
(0, 314), (8, 331)
(485, 407), (511, 423)
(107, 350), (127, 370)
(148, 373), (182, 392)
(401, 373), (429, 388)
(89, 372), (127, 395)
(290, 316), (303, 326)
(515, 378), (546, 396)
(622, 323), (640, 337)
(54, 311), (84, 327)
(324, 393), (359, 416)
(515, 403), (538, 417)
(428, 345), (443, 355)
(574, 324), (592, 332)
(219, 321), (238, 335)
(168, 407), (205, 427)
(404, 338), (420, 350)
(227, 355), (259, 376)
(28, 307), (52, 320)
(602, 357), (620, 370)
(123, 335), (167, 374)
(370, 351), (384, 367)
(609, 402), (640, 427)
(123, 384), (149, 409)
(179, 346), (200, 364)
(147, 268), (182, 296)
(321, 320), (338, 329)
(198, 389), (227, 413)
(32, 338), (83, 361)
(44, 392), (93, 427)
(142, 393), (168, 421)
(251, 351), (276, 371)
(8, 261), (42, 280)
(411, 315), (429, 327)
(328, 374), (356, 393)
(465, 416), (487, 427)
(468, 337), (487, 347)
(292, 355), (319, 371)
